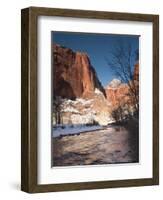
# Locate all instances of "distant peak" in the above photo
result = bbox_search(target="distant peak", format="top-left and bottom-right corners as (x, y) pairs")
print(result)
(106, 79), (122, 88)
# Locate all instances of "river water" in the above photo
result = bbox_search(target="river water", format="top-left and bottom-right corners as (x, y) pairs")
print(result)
(52, 125), (139, 166)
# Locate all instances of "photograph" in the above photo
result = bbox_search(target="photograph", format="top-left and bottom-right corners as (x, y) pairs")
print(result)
(52, 31), (139, 167)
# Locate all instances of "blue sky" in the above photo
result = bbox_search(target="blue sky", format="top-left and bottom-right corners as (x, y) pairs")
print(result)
(52, 31), (139, 87)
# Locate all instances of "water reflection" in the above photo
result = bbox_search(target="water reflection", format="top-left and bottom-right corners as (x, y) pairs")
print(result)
(52, 125), (139, 167)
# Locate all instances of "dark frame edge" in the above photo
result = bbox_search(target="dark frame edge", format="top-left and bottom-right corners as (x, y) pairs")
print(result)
(21, 8), (30, 193)
(21, 7), (38, 193)
(29, 178), (154, 193)
(152, 15), (159, 185)
(23, 6), (158, 22)
(21, 8), (29, 192)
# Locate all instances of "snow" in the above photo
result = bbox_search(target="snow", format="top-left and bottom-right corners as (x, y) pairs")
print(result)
(53, 124), (103, 138)
(53, 96), (112, 126)
(74, 98), (94, 105)
(94, 88), (103, 95)
(70, 112), (96, 124)
(59, 98), (94, 109)
(107, 79), (121, 88)
(62, 107), (79, 113)
(83, 108), (95, 112)
(62, 99), (74, 105)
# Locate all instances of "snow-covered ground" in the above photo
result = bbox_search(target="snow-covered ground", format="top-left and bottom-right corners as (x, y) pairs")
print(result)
(53, 96), (112, 126)
(53, 124), (103, 138)
(62, 98), (94, 106)
(94, 88), (103, 95)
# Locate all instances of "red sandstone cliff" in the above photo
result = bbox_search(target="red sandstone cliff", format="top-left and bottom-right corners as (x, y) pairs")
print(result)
(105, 63), (139, 110)
(105, 80), (130, 108)
(53, 44), (105, 99)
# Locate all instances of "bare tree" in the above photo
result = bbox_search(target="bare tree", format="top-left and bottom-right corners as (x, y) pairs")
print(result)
(106, 42), (139, 118)
(53, 96), (63, 125)
(111, 106), (123, 122)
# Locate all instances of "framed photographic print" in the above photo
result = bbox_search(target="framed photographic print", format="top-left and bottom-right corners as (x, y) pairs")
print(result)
(21, 7), (159, 193)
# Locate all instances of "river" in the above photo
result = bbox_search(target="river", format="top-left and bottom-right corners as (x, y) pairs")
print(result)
(52, 125), (139, 166)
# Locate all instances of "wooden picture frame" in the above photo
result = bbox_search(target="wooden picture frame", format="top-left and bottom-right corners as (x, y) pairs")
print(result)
(21, 7), (159, 193)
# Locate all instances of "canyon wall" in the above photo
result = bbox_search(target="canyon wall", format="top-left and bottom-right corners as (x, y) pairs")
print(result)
(53, 44), (106, 99)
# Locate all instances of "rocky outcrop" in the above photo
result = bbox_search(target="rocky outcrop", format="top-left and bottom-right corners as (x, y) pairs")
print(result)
(105, 63), (139, 114)
(105, 79), (130, 108)
(53, 89), (112, 126)
(53, 44), (105, 99)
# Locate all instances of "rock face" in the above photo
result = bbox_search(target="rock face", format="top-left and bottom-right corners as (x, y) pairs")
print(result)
(53, 44), (110, 125)
(105, 80), (130, 108)
(53, 44), (105, 99)
(105, 63), (139, 115)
